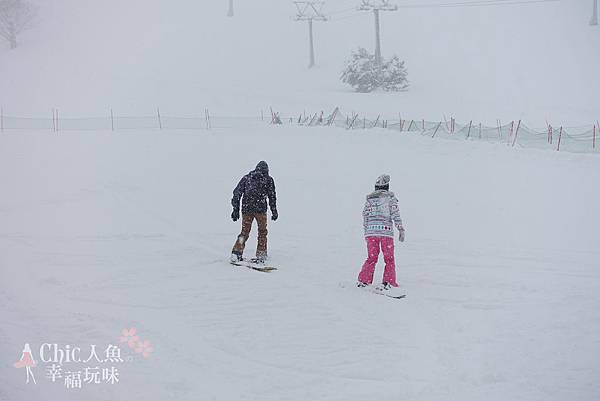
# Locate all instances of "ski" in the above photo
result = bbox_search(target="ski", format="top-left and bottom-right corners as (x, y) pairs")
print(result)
(230, 260), (277, 273)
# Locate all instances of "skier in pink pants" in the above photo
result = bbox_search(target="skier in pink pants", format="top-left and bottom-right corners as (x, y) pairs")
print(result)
(358, 174), (405, 289)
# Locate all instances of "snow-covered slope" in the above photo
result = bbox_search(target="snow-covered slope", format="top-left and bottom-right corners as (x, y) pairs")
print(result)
(1, 126), (599, 400)
(0, 0), (598, 124)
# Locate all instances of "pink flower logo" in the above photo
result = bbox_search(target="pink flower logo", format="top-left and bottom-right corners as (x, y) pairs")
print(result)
(135, 340), (154, 358)
(119, 327), (153, 359)
(119, 328), (139, 348)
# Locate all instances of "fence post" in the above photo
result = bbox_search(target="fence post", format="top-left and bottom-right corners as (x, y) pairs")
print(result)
(205, 109), (211, 129)
(52, 109), (55, 132)
(110, 109), (115, 131)
(422, 119), (425, 131)
(593, 123), (596, 149)
(261, 110), (264, 122)
(327, 107), (339, 126)
(478, 122), (482, 139)
(466, 120), (473, 139)
(497, 119), (502, 139)
(332, 107), (340, 126)
(347, 113), (358, 130)
(271, 112), (281, 125)
(0, 107), (3, 133)
(56, 109), (59, 133)
(511, 119), (521, 147)
(557, 126), (563, 151)
(508, 121), (514, 144)
(432, 121), (442, 138)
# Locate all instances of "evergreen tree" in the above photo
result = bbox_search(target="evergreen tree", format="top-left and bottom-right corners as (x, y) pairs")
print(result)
(341, 47), (408, 93)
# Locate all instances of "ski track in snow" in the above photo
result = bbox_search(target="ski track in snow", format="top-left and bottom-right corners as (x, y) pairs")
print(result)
(1, 127), (599, 401)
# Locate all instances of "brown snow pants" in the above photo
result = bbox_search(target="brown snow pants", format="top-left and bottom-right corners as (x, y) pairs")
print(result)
(232, 213), (268, 259)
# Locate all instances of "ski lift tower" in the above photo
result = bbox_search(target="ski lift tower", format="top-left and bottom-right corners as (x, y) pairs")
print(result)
(358, 0), (398, 65)
(294, 1), (328, 68)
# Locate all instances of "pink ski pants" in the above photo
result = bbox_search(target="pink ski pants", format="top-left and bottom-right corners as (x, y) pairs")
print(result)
(358, 236), (398, 287)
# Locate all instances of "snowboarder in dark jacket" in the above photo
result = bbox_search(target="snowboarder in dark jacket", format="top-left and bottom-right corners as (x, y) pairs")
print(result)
(230, 161), (277, 263)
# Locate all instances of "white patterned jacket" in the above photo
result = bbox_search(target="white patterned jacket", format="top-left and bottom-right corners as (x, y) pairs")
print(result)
(363, 190), (404, 238)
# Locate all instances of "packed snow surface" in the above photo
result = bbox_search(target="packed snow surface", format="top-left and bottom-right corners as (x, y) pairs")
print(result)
(1, 126), (599, 401)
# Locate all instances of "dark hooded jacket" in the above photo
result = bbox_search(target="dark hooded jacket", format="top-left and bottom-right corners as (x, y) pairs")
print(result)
(232, 161), (277, 214)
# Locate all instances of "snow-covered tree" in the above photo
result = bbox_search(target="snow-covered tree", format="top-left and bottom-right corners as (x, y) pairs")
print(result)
(341, 47), (408, 93)
(380, 55), (409, 92)
(340, 48), (380, 93)
(0, 0), (37, 50)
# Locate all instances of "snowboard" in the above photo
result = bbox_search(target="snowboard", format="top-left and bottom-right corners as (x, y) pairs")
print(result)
(367, 285), (406, 299)
(230, 259), (277, 273)
(340, 282), (406, 299)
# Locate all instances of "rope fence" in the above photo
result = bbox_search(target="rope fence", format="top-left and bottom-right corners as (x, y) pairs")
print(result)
(0, 107), (598, 154)
(0, 108), (267, 132)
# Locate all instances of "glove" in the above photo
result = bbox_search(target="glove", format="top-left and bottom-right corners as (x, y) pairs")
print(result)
(231, 209), (240, 222)
(271, 209), (278, 221)
(399, 228), (405, 242)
